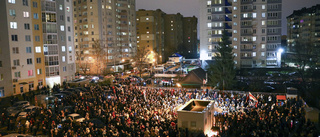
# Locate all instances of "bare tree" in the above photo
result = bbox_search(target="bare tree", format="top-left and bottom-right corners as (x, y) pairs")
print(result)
(132, 45), (150, 77)
(76, 45), (90, 75)
(92, 40), (107, 75)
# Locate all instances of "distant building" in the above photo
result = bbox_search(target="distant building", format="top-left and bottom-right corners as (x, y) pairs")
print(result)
(0, 0), (76, 97)
(182, 16), (198, 58)
(136, 10), (198, 63)
(74, 0), (137, 74)
(287, 4), (320, 67)
(177, 99), (215, 136)
(199, 0), (283, 68)
(136, 9), (165, 63)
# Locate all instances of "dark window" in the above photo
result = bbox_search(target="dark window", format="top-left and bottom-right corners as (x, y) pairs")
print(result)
(11, 35), (18, 41)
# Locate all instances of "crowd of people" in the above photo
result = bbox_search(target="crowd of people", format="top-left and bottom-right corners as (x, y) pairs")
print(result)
(0, 83), (319, 137)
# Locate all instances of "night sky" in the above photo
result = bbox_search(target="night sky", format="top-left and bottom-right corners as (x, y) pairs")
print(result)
(136, 0), (320, 35)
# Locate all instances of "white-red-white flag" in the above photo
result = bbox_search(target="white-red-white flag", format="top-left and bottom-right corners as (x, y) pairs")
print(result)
(249, 92), (258, 102)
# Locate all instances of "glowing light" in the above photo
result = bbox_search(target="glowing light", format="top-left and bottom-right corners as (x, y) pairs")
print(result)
(278, 48), (284, 53)
(177, 83), (181, 88)
(200, 50), (208, 60)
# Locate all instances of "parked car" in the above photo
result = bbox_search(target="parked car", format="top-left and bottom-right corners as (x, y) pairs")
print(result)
(18, 106), (39, 118)
(67, 113), (86, 122)
(7, 101), (30, 117)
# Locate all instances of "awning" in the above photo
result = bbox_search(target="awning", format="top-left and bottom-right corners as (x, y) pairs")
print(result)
(19, 82), (28, 85)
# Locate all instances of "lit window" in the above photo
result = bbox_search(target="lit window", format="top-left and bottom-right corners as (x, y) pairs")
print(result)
(262, 5), (265, 9)
(253, 52), (256, 57)
(253, 13), (257, 18)
(35, 46), (41, 53)
(233, 38), (237, 41)
(62, 46), (66, 52)
(207, 23), (212, 28)
(60, 25), (64, 31)
(10, 22), (17, 29)
(233, 7), (237, 10)
(243, 13), (248, 18)
(233, 45), (237, 49)
(68, 46), (72, 52)
(261, 52), (265, 57)
(261, 44), (265, 49)
(234, 53), (237, 57)
(62, 56), (66, 62)
(207, 1), (211, 5)
(233, 30), (237, 33)
(59, 5), (63, 10)
(252, 36), (256, 41)
(146, 17), (149, 20)
(8, 0), (15, 4)
(23, 11), (29, 17)
(262, 21), (265, 25)
(37, 69), (42, 75)
(28, 70), (33, 76)
(262, 13), (265, 18)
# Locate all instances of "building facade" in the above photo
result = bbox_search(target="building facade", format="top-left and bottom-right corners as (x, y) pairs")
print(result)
(73, 0), (136, 74)
(136, 9), (165, 63)
(287, 4), (320, 67)
(200, 0), (282, 68)
(0, 0), (75, 97)
(164, 13), (184, 62)
(182, 16), (198, 58)
(136, 10), (198, 63)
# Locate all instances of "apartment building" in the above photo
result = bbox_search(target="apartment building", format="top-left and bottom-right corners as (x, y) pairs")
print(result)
(136, 9), (165, 63)
(0, 0), (75, 97)
(182, 16), (198, 58)
(286, 4), (320, 66)
(200, 0), (282, 68)
(73, 0), (136, 74)
(136, 10), (198, 62)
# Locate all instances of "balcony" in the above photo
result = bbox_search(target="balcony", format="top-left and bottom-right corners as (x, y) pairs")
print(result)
(211, 18), (224, 21)
(240, 48), (253, 51)
(267, 0), (281, 3)
(241, 0), (253, 5)
(224, 23), (232, 29)
(225, 0), (232, 6)
(225, 8), (232, 14)
(225, 16), (232, 21)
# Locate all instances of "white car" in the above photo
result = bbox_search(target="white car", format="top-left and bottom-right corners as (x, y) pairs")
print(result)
(67, 113), (86, 122)
(18, 106), (39, 118)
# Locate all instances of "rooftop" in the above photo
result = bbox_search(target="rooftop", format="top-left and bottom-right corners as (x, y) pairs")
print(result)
(182, 100), (211, 112)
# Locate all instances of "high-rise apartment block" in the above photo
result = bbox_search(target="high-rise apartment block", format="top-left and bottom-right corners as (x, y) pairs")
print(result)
(73, 0), (136, 74)
(200, 0), (282, 68)
(136, 9), (198, 63)
(136, 9), (165, 63)
(182, 17), (198, 58)
(287, 4), (320, 64)
(0, 0), (76, 97)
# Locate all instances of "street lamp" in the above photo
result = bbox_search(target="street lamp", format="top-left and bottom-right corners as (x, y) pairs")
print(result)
(277, 48), (284, 68)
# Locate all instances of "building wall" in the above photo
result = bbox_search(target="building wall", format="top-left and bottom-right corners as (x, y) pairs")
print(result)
(182, 16), (198, 58)
(0, 0), (13, 97)
(164, 14), (184, 62)
(200, 0), (282, 68)
(56, 0), (75, 82)
(32, 0), (46, 89)
(136, 9), (165, 63)
(74, 0), (136, 74)
(287, 4), (320, 59)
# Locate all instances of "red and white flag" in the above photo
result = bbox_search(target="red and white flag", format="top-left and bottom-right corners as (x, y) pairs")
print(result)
(249, 92), (258, 102)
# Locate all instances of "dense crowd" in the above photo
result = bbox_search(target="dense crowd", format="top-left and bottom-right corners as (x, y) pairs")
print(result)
(0, 83), (319, 137)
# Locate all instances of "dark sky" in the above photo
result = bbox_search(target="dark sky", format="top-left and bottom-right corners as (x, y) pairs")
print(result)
(136, 0), (320, 35)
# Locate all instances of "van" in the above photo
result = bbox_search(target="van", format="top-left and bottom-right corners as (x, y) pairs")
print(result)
(286, 87), (298, 99)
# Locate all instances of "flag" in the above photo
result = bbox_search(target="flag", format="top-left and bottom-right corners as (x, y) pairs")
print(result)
(249, 92), (258, 102)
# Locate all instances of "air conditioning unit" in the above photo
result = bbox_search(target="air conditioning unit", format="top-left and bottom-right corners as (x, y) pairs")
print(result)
(13, 79), (18, 82)
(12, 66), (16, 70)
